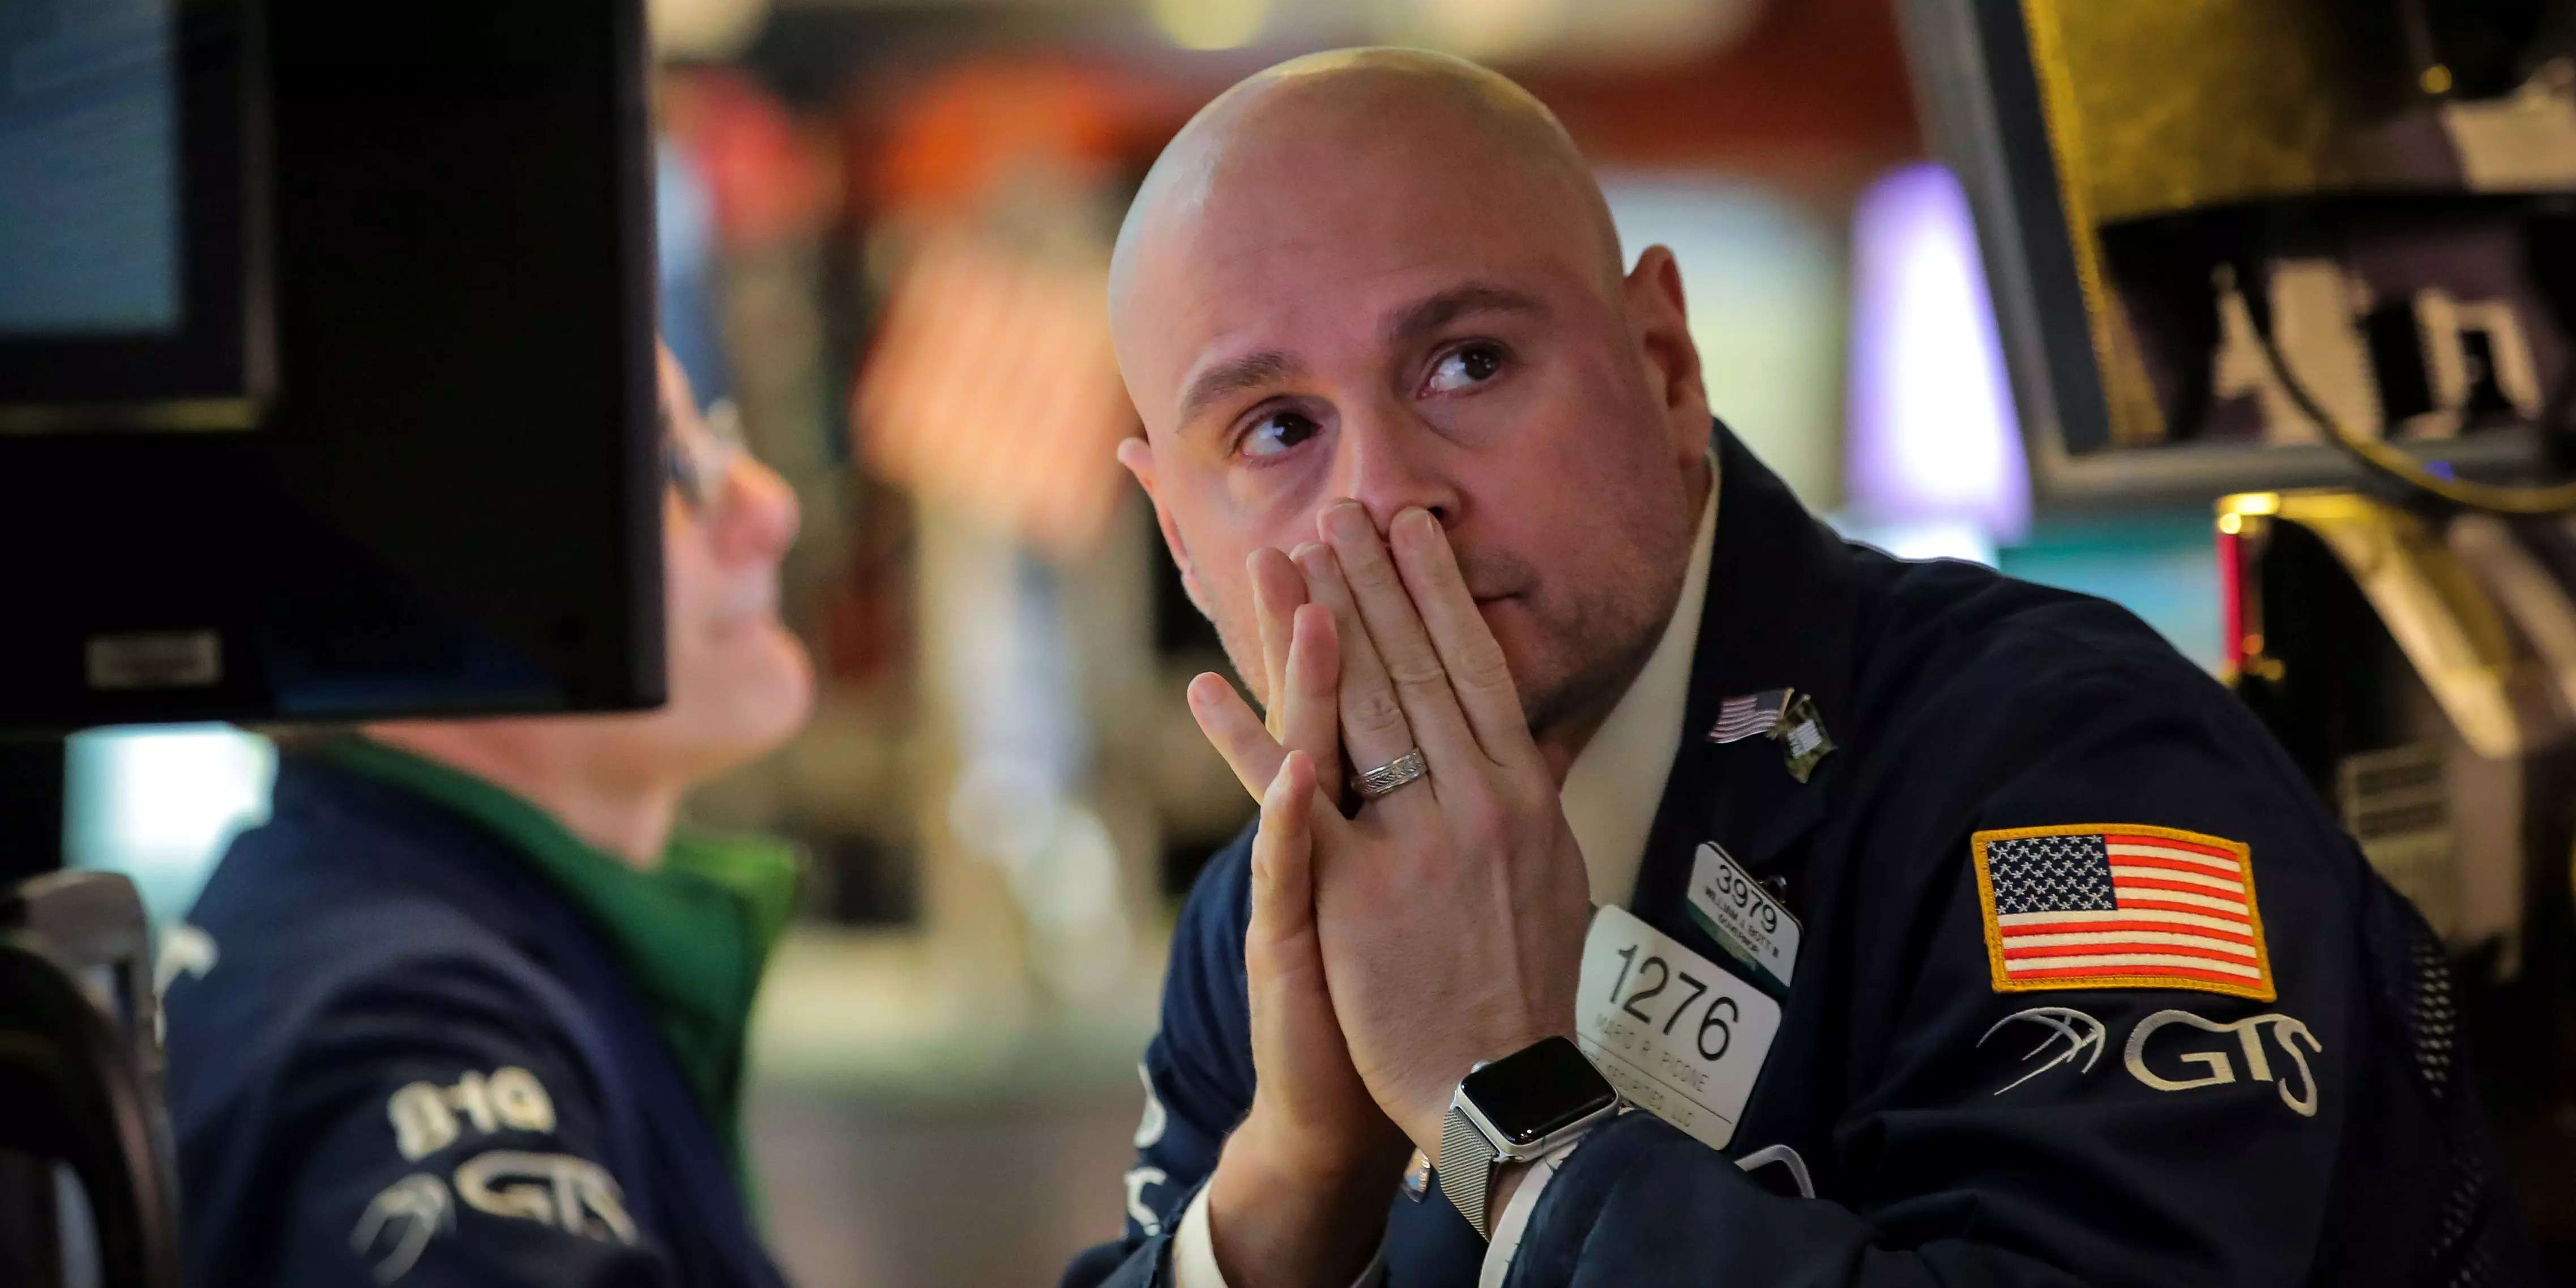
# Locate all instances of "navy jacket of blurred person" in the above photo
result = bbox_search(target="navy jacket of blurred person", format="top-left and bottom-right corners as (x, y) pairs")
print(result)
(1067, 428), (2541, 1288)
(164, 351), (818, 1288)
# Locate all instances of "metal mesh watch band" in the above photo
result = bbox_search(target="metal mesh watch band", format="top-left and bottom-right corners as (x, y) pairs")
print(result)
(1437, 1103), (1501, 1239)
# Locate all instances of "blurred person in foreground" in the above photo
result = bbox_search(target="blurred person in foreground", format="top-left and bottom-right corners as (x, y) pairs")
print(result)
(1068, 48), (2538, 1288)
(164, 346), (813, 1288)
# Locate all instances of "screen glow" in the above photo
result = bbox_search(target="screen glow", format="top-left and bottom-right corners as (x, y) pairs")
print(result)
(0, 0), (180, 335)
(1844, 163), (2028, 542)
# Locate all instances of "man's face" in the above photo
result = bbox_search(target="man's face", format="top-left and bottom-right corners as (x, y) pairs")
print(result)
(649, 350), (813, 775)
(1116, 106), (1710, 739)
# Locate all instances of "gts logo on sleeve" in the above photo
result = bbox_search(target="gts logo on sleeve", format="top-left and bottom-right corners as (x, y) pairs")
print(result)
(1981, 1006), (2323, 1116)
(354, 1068), (637, 1283)
(352, 1153), (638, 1284)
(2123, 1009), (2323, 1117)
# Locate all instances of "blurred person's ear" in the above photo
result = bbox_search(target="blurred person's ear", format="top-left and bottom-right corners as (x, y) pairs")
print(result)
(1623, 244), (1712, 459)
(1118, 434), (1213, 619)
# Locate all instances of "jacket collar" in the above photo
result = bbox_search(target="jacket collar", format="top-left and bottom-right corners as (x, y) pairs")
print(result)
(1627, 421), (1865, 919)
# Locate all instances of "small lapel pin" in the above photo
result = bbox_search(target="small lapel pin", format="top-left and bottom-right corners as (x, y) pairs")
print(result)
(1709, 688), (1795, 744)
(1777, 692), (1835, 782)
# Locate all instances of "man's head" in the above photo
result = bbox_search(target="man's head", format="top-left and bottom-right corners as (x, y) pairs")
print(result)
(369, 346), (812, 814)
(1110, 49), (1712, 746)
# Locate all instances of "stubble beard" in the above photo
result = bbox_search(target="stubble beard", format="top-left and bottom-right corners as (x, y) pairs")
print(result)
(1513, 579), (1674, 755)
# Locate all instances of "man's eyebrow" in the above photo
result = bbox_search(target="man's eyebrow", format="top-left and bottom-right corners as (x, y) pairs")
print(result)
(1385, 283), (1550, 346)
(1177, 349), (1300, 428)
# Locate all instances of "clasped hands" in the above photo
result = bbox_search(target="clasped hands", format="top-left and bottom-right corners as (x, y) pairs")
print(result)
(1186, 500), (1595, 1286)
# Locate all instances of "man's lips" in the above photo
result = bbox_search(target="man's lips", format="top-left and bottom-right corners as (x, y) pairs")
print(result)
(710, 577), (781, 630)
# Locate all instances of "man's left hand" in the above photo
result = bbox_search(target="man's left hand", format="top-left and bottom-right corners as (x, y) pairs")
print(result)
(1197, 500), (1595, 1155)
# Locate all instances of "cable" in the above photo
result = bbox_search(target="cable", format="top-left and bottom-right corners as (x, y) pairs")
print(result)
(2242, 274), (2576, 514)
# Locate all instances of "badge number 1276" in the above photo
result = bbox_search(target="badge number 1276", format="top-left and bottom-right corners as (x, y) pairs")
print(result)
(1575, 906), (1783, 1151)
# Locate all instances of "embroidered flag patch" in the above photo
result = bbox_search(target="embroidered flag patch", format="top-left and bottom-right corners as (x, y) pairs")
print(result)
(1971, 824), (2275, 1002)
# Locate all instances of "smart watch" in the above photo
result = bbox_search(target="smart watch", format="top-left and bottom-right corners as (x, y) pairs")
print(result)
(1435, 1035), (1622, 1239)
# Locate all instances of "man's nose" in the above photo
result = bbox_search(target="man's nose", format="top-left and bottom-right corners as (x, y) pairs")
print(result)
(711, 453), (801, 564)
(1328, 406), (1464, 536)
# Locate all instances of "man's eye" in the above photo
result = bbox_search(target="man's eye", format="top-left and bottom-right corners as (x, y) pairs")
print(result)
(1425, 343), (1506, 395)
(1240, 410), (1319, 459)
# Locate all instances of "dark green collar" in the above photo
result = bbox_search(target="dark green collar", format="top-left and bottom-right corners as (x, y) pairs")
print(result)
(321, 736), (800, 1185)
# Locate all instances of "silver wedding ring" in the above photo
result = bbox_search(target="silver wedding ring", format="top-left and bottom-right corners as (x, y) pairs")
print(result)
(1351, 748), (1428, 800)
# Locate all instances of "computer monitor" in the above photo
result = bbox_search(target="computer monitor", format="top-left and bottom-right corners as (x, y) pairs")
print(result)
(1900, 0), (2576, 508)
(0, 0), (665, 729)
(0, 0), (263, 429)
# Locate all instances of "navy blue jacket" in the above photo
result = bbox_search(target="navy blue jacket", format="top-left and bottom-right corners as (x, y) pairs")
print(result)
(1066, 427), (2539, 1287)
(164, 756), (788, 1288)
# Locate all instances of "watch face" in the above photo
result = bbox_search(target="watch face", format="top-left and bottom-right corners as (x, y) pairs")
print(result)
(1460, 1037), (1619, 1145)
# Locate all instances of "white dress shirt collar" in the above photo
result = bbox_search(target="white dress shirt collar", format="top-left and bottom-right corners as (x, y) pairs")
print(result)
(1557, 457), (1720, 909)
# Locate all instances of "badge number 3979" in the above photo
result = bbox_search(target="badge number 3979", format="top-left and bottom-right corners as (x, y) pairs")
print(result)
(1575, 905), (1784, 1152)
(1686, 842), (1799, 990)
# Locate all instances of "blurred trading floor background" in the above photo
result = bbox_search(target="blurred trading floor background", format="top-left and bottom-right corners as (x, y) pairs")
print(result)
(64, 0), (2228, 1281)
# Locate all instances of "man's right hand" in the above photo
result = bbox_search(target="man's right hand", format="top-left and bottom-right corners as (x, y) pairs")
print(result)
(1182, 549), (1408, 1287)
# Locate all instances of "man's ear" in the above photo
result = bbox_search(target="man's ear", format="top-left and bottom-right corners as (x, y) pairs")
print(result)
(1625, 245), (1712, 460)
(1117, 435), (1211, 617)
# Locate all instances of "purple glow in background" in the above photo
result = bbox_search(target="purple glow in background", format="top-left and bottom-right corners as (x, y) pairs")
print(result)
(1843, 163), (2029, 541)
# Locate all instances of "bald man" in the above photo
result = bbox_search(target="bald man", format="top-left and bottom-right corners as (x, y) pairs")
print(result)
(1069, 49), (2536, 1288)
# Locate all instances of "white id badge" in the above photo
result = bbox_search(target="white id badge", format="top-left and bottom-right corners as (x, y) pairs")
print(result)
(1685, 842), (1801, 990)
(1575, 905), (1783, 1151)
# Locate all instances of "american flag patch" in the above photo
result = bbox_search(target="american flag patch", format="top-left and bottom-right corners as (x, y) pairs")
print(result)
(1971, 824), (2275, 1002)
